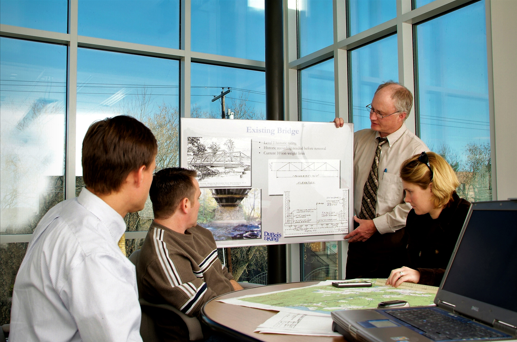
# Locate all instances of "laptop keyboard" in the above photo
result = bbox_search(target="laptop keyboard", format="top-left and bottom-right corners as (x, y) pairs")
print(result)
(384, 308), (507, 341)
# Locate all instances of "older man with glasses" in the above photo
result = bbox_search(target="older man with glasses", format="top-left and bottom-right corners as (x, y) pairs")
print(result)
(334, 81), (429, 279)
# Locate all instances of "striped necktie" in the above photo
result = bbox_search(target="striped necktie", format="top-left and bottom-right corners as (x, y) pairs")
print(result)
(358, 137), (388, 220)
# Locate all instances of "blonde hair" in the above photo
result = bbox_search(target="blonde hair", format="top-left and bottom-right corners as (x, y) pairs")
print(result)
(400, 152), (459, 208)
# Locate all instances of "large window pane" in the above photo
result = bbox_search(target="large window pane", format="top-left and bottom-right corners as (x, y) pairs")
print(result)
(79, 0), (180, 49)
(299, 59), (337, 281)
(300, 59), (335, 122)
(190, 62), (266, 283)
(414, 0), (436, 9)
(0, 38), (67, 235)
(219, 247), (268, 284)
(415, 0), (490, 201)
(0, 0), (67, 32)
(191, 63), (265, 120)
(298, 0), (333, 58)
(192, 0), (265, 61)
(77, 49), (180, 231)
(347, 0), (396, 36)
(350, 35), (398, 131)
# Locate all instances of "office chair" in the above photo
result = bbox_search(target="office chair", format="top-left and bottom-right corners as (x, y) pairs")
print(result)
(0, 324), (8, 342)
(129, 250), (204, 342)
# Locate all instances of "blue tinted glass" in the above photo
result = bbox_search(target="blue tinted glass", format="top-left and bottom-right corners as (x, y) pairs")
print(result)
(192, 0), (265, 61)
(79, 0), (179, 49)
(416, 1), (490, 201)
(298, 0), (333, 57)
(348, 0), (396, 36)
(0, 38), (67, 234)
(300, 59), (335, 122)
(191, 63), (265, 120)
(0, 0), (67, 32)
(77, 48), (180, 174)
(414, 0), (436, 8)
(350, 35), (398, 131)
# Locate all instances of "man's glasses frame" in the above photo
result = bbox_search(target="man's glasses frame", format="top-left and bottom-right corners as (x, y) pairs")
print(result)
(418, 151), (434, 181)
(366, 104), (402, 119)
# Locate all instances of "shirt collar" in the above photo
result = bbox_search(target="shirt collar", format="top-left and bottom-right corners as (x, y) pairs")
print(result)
(77, 188), (127, 244)
(375, 123), (407, 147)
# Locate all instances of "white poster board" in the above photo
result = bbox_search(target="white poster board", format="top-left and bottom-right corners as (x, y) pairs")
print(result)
(181, 118), (354, 248)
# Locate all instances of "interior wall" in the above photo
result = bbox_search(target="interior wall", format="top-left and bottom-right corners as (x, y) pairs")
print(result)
(486, 0), (517, 200)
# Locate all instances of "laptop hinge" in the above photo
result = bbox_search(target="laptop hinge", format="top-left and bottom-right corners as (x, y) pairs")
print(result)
(494, 320), (517, 336)
(439, 300), (456, 312)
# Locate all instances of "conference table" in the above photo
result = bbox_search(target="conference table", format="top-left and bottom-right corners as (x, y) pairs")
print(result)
(201, 281), (347, 342)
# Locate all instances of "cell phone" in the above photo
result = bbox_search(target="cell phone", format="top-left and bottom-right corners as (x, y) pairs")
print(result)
(332, 281), (372, 288)
(377, 300), (409, 308)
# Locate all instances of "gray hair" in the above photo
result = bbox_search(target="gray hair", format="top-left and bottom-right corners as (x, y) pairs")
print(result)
(375, 81), (413, 119)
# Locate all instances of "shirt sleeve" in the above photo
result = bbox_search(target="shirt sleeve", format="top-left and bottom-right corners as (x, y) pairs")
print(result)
(373, 202), (412, 234)
(142, 248), (219, 317)
(63, 253), (143, 342)
(220, 264), (235, 281)
(417, 267), (445, 286)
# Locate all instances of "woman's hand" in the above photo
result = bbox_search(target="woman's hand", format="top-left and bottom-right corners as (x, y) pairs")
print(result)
(386, 266), (420, 288)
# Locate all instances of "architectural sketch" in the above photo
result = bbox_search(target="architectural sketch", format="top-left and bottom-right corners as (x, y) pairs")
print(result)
(187, 136), (252, 187)
(283, 188), (348, 237)
(197, 188), (262, 241)
(268, 159), (340, 195)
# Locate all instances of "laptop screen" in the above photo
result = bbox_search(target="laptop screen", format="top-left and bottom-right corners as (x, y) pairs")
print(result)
(441, 204), (517, 313)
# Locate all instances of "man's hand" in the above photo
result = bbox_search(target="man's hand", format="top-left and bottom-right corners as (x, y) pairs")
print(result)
(386, 266), (420, 288)
(344, 216), (377, 242)
(333, 117), (344, 128)
(230, 280), (244, 291)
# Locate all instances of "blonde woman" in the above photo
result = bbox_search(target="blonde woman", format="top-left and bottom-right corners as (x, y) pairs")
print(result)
(386, 152), (470, 287)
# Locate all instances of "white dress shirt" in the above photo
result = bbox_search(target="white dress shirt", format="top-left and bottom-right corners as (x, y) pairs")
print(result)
(354, 124), (429, 234)
(10, 188), (142, 342)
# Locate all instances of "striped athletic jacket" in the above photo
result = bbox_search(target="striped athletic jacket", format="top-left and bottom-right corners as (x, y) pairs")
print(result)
(136, 222), (235, 340)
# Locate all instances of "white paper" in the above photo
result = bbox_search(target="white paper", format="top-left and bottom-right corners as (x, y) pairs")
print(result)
(283, 187), (349, 237)
(255, 310), (342, 337)
(268, 159), (340, 195)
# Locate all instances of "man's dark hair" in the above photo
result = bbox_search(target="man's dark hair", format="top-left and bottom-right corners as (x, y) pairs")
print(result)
(82, 115), (157, 195)
(150, 168), (198, 219)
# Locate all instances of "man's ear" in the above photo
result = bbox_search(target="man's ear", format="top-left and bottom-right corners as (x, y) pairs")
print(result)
(124, 165), (145, 188)
(179, 197), (190, 214)
(135, 165), (146, 186)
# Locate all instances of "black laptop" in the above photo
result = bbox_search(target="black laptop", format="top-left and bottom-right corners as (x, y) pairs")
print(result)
(332, 200), (517, 342)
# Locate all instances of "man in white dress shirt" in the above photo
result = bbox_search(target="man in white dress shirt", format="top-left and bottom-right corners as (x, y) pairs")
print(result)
(10, 115), (157, 342)
(335, 82), (429, 279)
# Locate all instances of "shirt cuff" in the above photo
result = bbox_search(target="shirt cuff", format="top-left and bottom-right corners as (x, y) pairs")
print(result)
(373, 216), (390, 234)
(417, 268), (436, 286)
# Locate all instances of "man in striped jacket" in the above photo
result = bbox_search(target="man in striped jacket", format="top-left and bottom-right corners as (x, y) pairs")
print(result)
(136, 167), (243, 341)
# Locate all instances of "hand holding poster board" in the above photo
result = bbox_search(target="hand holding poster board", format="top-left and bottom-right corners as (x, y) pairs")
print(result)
(181, 118), (354, 248)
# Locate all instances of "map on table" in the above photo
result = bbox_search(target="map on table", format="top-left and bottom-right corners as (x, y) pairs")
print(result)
(220, 279), (438, 316)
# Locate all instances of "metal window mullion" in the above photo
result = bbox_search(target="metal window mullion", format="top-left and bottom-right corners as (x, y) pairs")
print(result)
(65, 0), (78, 200)
(181, 0), (191, 118)
(397, 0), (417, 135)
(285, 0), (298, 121)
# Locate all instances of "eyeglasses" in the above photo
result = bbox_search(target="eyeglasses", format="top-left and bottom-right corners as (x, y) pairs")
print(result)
(417, 151), (434, 181)
(366, 104), (402, 119)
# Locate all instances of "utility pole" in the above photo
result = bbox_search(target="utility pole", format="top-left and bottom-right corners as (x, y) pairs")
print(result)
(212, 87), (231, 119)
